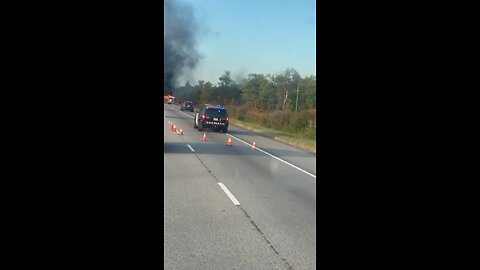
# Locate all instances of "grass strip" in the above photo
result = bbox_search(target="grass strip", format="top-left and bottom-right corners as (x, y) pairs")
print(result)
(230, 118), (316, 154)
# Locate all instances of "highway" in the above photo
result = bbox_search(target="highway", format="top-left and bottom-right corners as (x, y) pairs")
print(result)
(164, 103), (316, 270)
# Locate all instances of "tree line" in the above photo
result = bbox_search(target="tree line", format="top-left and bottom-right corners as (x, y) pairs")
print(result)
(174, 68), (316, 112)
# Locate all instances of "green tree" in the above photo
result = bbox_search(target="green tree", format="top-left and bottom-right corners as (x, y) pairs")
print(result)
(218, 71), (234, 87)
(300, 75), (316, 109)
(272, 73), (288, 110)
(215, 71), (242, 105)
(199, 81), (214, 104)
(241, 74), (268, 110)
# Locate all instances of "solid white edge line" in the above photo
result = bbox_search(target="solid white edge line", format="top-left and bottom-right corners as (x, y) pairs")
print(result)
(187, 144), (195, 152)
(218, 182), (240, 206)
(227, 133), (317, 179)
(174, 107), (316, 179)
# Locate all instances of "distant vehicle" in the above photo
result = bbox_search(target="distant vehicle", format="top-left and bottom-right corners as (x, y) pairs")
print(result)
(167, 97), (176, 104)
(164, 92), (174, 102)
(180, 101), (195, 112)
(194, 104), (229, 133)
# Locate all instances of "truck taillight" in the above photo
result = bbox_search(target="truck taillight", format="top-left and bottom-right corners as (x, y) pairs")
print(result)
(226, 116), (229, 123)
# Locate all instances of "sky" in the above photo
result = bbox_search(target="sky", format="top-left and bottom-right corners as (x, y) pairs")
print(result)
(174, 0), (316, 85)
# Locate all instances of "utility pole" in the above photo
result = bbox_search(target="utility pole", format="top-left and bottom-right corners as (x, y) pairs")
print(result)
(295, 83), (300, 112)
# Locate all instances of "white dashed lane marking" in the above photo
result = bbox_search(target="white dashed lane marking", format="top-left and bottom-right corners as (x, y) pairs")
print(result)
(187, 144), (195, 152)
(218, 182), (241, 206)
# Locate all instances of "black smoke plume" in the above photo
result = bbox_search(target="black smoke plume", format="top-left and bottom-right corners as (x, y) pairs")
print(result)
(164, 0), (201, 92)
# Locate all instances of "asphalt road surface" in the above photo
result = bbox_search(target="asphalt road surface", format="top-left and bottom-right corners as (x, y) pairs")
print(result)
(164, 104), (316, 270)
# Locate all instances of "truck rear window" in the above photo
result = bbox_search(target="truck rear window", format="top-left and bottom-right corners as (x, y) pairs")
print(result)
(205, 109), (227, 117)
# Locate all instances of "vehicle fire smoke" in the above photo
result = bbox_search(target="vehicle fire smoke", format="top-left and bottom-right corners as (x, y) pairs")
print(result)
(164, 0), (201, 92)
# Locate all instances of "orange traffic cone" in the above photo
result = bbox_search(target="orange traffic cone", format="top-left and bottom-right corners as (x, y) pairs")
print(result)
(173, 124), (176, 132)
(202, 133), (207, 141)
(251, 141), (256, 150)
(226, 137), (233, 146)
(169, 122), (173, 130)
(179, 129), (183, 135)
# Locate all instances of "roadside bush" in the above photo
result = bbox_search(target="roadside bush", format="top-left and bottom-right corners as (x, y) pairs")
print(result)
(228, 106), (238, 118)
(238, 106), (248, 119)
(228, 105), (316, 140)
(288, 111), (309, 133)
(245, 110), (263, 125)
(303, 126), (316, 140)
(267, 110), (290, 130)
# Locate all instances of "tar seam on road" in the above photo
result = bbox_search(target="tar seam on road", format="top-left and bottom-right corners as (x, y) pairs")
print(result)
(166, 106), (294, 270)
(177, 108), (316, 179)
(239, 207), (294, 270)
